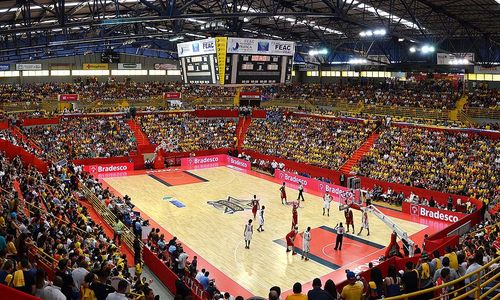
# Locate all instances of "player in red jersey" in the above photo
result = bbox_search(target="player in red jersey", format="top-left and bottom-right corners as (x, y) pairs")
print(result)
(291, 203), (298, 230)
(285, 226), (298, 255)
(345, 207), (354, 233)
(280, 182), (287, 205)
(251, 195), (260, 220)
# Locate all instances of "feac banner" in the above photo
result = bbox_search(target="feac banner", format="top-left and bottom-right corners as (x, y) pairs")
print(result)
(58, 94), (79, 101)
(83, 162), (134, 174)
(226, 156), (251, 170)
(16, 64), (42, 71)
(181, 154), (227, 168)
(177, 38), (216, 57)
(274, 169), (355, 201)
(226, 38), (295, 56)
(402, 202), (465, 223)
(118, 63), (142, 70)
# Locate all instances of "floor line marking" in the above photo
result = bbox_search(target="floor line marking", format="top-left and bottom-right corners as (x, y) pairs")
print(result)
(273, 239), (341, 270)
(320, 225), (385, 249)
(148, 174), (172, 187)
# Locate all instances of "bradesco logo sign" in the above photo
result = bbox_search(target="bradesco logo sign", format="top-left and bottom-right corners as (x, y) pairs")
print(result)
(419, 206), (459, 223)
(227, 157), (250, 170)
(190, 157), (219, 165)
(84, 163), (133, 174)
(282, 172), (309, 186)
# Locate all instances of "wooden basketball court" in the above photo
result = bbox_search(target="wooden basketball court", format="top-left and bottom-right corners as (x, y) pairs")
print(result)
(102, 166), (431, 297)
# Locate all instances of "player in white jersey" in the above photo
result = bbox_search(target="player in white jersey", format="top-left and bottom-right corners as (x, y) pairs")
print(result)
(323, 192), (332, 216)
(302, 226), (312, 261)
(357, 209), (370, 236)
(244, 219), (253, 249)
(257, 206), (265, 232)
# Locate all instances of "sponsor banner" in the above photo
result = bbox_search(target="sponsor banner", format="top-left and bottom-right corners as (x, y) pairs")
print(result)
(154, 63), (178, 70)
(83, 162), (134, 174)
(0, 64), (10, 71)
(181, 154), (227, 168)
(226, 38), (295, 56)
(50, 63), (73, 70)
(58, 94), (79, 101)
(437, 52), (474, 65)
(163, 92), (182, 100)
(474, 65), (500, 74)
(226, 156), (251, 170)
(402, 202), (464, 223)
(297, 64), (318, 71)
(82, 63), (109, 70)
(118, 63), (142, 70)
(215, 37), (227, 84)
(274, 169), (355, 202)
(240, 92), (261, 99)
(16, 63), (42, 71)
(177, 38), (216, 57)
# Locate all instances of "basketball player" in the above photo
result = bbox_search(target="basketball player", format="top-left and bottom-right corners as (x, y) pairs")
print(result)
(257, 206), (265, 232)
(280, 182), (287, 205)
(251, 195), (260, 220)
(297, 182), (305, 202)
(302, 227), (311, 261)
(323, 192), (332, 216)
(285, 226), (298, 255)
(357, 209), (370, 236)
(291, 203), (298, 230)
(334, 222), (345, 250)
(244, 219), (253, 249)
(345, 207), (354, 233)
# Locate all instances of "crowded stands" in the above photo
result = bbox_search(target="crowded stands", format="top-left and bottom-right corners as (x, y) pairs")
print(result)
(243, 114), (376, 170)
(0, 152), (158, 300)
(22, 117), (137, 160)
(352, 126), (499, 203)
(138, 114), (237, 151)
(467, 86), (499, 108)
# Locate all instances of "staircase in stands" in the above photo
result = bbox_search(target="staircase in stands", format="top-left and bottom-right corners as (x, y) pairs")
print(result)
(236, 116), (252, 149)
(126, 119), (155, 153)
(448, 95), (468, 121)
(339, 132), (379, 174)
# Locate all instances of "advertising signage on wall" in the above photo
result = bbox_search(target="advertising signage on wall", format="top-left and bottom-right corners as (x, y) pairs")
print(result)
(82, 63), (109, 70)
(177, 38), (217, 57)
(226, 38), (295, 56)
(118, 63), (142, 70)
(154, 63), (178, 70)
(16, 64), (42, 71)
(0, 64), (10, 71)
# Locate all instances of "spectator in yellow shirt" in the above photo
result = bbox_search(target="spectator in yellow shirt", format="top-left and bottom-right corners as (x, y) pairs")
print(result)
(286, 282), (308, 300)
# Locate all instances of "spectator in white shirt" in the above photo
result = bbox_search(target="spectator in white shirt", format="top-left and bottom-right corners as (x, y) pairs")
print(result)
(195, 268), (206, 282)
(71, 260), (89, 292)
(176, 249), (189, 276)
(106, 279), (128, 300)
(38, 276), (66, 300)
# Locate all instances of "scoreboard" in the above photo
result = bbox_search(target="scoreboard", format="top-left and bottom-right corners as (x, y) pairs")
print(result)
(225, 54), (293, 84)
(177, 37), (295, 85)
(177, 38), (219, 84)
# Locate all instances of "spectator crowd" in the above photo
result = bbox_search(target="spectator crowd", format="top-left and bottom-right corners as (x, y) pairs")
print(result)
(244, 114), (376, 170)
(138, 114), (237, 152)
(22, 117), (137, 160)
(352, 126), (499, 204)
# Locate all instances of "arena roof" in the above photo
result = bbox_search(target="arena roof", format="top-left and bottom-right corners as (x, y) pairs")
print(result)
(0, 0), (499, 63)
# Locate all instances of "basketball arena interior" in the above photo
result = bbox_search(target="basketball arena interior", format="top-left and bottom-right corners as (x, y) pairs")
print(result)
(0, 0), (499, 300)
